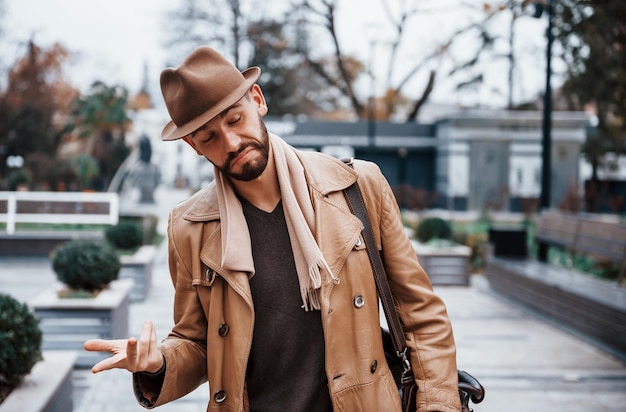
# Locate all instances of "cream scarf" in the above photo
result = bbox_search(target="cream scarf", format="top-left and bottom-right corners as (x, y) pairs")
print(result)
(214, 133), (336, 311)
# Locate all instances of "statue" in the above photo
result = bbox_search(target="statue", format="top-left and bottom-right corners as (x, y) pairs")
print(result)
(127, 135), (160, 204)
(139, 135), (152, 164)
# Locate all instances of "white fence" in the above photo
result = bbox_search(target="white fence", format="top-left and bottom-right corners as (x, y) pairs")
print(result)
(0, 191), (119, 235)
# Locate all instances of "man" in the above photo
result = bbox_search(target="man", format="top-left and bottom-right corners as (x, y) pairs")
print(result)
(84, 46), (461, 411)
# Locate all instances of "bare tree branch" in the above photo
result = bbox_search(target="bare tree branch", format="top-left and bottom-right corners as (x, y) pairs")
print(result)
(406, 69), (436, 121)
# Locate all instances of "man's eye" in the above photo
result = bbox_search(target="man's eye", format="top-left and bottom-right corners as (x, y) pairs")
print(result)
(194, 130), (212, 143)
(228, 116), (241, 125)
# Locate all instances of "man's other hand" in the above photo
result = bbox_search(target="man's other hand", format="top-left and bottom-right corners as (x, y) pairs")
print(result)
(83, 320), (164, 374)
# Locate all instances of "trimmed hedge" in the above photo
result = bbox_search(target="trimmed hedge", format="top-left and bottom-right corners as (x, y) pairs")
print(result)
(51, 240), (121, 292)
(416, 217), (452, 243)
(105, 221), (143, 250)
(0, 294), (42, 389)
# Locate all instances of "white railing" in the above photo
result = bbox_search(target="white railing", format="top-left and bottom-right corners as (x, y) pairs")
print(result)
(0, 191), (119, 235)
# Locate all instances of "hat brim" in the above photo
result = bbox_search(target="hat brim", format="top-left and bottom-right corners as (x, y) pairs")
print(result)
(161, 66), (261, 141)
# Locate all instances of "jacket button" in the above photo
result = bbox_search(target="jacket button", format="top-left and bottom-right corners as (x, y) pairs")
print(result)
(355, 237), (362, 247)
(213, 390), (227, 403)
(218, 323), (229, 337)
(354, 294), (365, 308)
(371, 360), (378, 373)
(206, 268), (214, 281)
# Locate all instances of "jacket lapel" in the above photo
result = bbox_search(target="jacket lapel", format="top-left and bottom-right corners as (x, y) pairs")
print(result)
(183, 184), (253, 306)
(296, 151), (363, 276)
(181, 149), (362, 301)
(313, 193), (363, 276)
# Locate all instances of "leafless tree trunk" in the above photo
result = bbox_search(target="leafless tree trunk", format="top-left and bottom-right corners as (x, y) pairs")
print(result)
(299, 0), (364, 116)
(298, 0), (501, 121)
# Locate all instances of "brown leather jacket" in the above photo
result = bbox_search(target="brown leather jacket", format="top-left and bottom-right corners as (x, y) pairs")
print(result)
(135, 149), (461, 411)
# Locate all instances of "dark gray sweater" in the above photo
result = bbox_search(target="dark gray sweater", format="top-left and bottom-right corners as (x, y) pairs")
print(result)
(242, 198), (332, 412)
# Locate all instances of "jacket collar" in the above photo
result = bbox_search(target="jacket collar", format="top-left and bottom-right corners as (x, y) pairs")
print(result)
(182, 148), (358, 223)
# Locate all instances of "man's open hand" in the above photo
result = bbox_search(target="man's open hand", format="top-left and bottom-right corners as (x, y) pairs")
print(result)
(84, 320), (164, 374)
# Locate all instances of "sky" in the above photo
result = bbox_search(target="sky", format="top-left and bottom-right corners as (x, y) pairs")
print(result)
(3, 0), (178, 95)
(2, 0), (549, 110)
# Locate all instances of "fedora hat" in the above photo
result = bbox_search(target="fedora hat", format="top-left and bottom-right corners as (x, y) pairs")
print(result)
(160, 46), (261, 141)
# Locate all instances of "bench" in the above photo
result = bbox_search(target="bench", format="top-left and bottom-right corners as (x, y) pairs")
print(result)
(534, 210), (626, 281)
(535, 210), (580, 251)
(0, 191), (119, 256)
(485, 209), (626, 361)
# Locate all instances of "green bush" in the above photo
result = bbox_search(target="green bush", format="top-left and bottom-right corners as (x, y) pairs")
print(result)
(105, 221), (144, 250)
(51, 240), (121, 293)
(416, 217), (452, 243)
(6, 169), (31, 191)
(0, 294), (42, 391)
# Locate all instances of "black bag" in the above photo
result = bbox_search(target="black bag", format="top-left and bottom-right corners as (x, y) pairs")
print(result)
(383, 328), (485, 412)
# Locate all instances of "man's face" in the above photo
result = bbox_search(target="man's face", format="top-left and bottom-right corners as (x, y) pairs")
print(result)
(219, 117), (269, 181)
(183, 85), (269, 181)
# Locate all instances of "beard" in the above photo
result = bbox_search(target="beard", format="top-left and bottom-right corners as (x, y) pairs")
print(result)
(217, 117), (270, 182)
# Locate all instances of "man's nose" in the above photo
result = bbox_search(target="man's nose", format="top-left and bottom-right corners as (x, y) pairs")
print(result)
(221, 130), (242, 153)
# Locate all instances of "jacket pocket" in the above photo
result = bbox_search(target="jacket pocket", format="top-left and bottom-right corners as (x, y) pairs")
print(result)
(333, 370), (401, 412)
(192, 264), (218, 287)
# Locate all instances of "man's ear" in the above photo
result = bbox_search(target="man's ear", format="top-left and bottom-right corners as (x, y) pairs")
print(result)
(250, 84), (268, 117)
(182, 136), (203, 156)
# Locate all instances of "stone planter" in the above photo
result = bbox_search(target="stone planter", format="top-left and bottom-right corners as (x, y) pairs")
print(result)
(412, 240), (472, 286)
(0, 351), (77, 412)
(30, 279), (132, 369)
(119, 245), (157, 302)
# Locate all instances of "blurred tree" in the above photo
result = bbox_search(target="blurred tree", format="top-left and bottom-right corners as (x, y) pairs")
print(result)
(247, 18), (321, 116)
(164, 0), (261, 69)
(67, 81), (131, 190)
(554, 0), (626, 210)
(445, 1), (550, 110)
(163, 0), (538, 121)
(70, 153), (100, 191)
(0, 41), (78, 187)
(292, 0), (505, 121)
(164, 0), (319, 116)
(292, 0), (366, 118)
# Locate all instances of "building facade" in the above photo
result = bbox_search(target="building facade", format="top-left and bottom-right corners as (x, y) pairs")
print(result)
(130, 108), (592, 213)
(274, 110), (590, 212)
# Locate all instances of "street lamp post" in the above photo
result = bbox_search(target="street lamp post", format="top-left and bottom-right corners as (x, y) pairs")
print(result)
(368, 40), (377, 148)
(535, 0), (554, 262)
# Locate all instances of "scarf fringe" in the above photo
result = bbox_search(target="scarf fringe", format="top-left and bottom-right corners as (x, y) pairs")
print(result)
(302, 288), (321, 312)
(301, 261), (337, 311)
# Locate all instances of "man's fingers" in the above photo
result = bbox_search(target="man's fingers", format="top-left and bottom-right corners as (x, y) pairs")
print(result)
(140, 320), (154, 352)
(84, 338), (128, 353)
(126, 336), (138, 361)
(150, 321), (157, 346)
(84, 321), (159, 374)
(147, 321), (164, 373)
(84, 339), (113, 352)
(91, 352), (125, 373)
(132, 321), (161, 372)
(84, 338), (129, 373)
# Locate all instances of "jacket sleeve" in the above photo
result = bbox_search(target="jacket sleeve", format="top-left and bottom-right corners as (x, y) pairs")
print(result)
(133, 209), (208, 408)
(356, 161), (461, 412)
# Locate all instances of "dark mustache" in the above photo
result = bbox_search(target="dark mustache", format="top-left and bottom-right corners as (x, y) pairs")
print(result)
(226, 142), (259, 168)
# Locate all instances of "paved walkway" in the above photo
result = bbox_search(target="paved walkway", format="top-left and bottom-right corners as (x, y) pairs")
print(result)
(1, 186), (625, 411)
